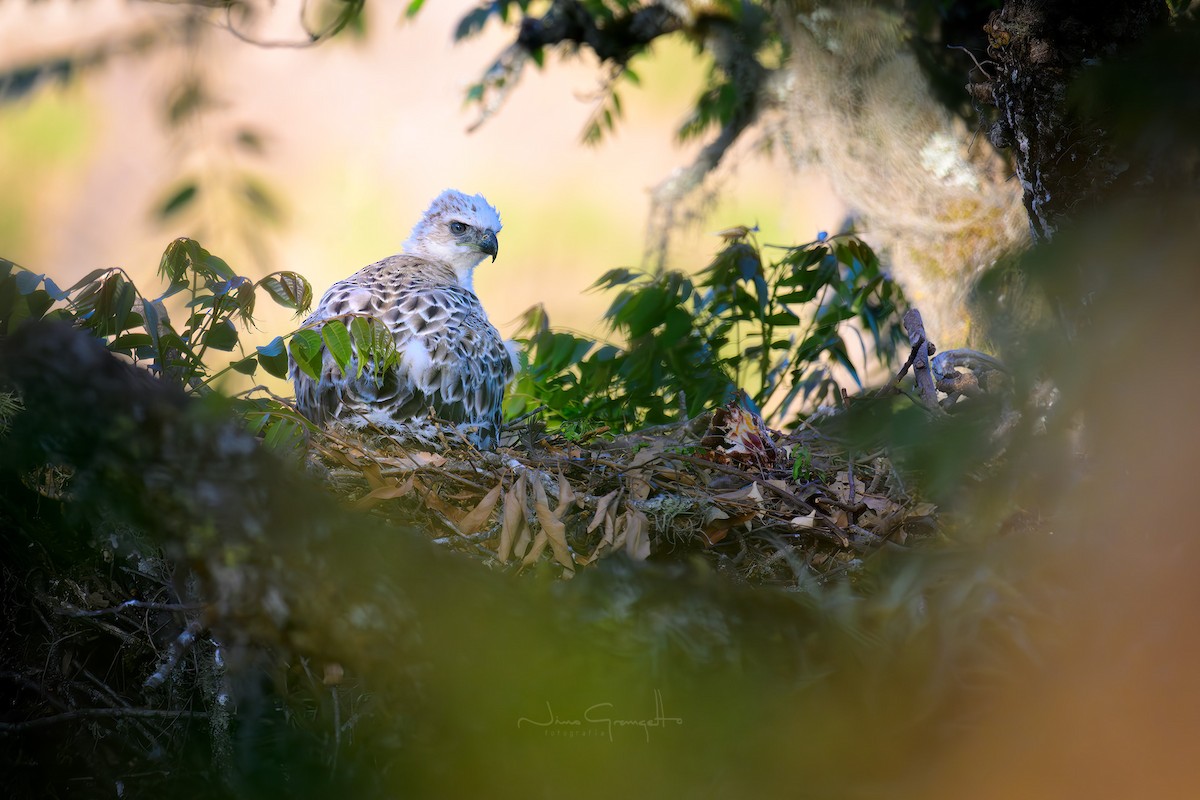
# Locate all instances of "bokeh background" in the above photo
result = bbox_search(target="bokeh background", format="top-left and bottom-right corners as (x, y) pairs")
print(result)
(5, 5), (1200, 798)
(0, 0), (843, 358)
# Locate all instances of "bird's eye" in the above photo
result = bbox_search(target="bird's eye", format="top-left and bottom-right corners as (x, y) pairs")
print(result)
(449, 221), (468, 235)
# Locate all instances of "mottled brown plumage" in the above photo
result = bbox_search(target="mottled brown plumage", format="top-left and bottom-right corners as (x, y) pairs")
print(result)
(290, 190), (513, 447)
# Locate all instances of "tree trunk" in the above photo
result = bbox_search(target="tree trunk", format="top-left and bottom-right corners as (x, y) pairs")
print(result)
(982, 0), (1169, 242)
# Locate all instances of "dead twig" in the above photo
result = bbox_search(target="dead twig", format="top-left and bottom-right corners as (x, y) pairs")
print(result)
(902, 308), (942, 411)
(54, 599), (206, 617)
(0, 707), (209, 734)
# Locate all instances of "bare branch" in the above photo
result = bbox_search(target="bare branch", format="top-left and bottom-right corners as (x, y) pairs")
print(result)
(54, 599), (206, 618)
(0, 707), (208, 734)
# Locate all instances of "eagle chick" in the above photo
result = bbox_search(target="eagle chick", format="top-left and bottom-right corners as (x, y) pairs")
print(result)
(290, 189), (513, 447)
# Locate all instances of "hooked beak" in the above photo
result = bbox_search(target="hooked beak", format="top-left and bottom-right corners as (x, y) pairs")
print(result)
(478, 229), (499, 262)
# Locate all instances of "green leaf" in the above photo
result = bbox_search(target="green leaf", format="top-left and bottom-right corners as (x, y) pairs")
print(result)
(257, 336), (290, 379)
(111, 332), (154, 350)
(166, 79), (209, 126)
(592, 268), (639, 290)
(289, 329), (325, 380)
(204, 253), (235, 281)
(0, 271), (55, 331)
(258, 272), (313, 313)
(828, 341), (861, 387)
(24, 289), (54, 323)
(231, 355), (258, 375)
(157, 240), (189, 286)
(321, 320), (354, 376)
(765, 310), (801, 326)
(662, 306), (693, 344)
(501, 230), (901, 431)
(322, 0), (366, 39)
(241, 178), (281, 225)
(752, 274), (771, 312)
(235, 128), (264, 154)
(157, 182), (198, 220)
(234, 279), (256, 321)
(783, 246), (825, 270)
(404, 0), (425, 17)
(349, 317), (372, 379)
(262, 416), (306, 458)
(80, 273), (137, 338)
(203, 318), (239, 351)
(14, 270), (42, 295)
(349, 316), (396, 380)
(737, 245), (762, 281)
(455, 6), (492, 40)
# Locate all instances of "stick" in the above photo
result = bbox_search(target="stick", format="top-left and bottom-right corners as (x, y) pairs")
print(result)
(902, 308), (940, 410)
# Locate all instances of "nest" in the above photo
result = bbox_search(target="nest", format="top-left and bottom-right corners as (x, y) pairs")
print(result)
(300, 309), (1017, 585)
(307, 397), (939, 585)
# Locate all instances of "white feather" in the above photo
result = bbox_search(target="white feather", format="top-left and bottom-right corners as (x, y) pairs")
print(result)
(401, 337), (434, 392)
(503, 339), (522, 380)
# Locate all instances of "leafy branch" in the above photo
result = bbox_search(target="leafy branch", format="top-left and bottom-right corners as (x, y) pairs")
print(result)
(507, 230), (908, 430)
(1, 241), (394, 459)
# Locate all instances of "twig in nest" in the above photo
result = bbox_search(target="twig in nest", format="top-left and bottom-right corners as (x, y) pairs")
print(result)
(0, 706), (209, 734)
(901, 308), (942, 411)
(671, 453), (858, 550)
(432, 522), (503, 547)
(55, 599), (205, 617)
(878, 335), (924, 396)
(144, 619), (204, 689)
(504, 405), (549, 429)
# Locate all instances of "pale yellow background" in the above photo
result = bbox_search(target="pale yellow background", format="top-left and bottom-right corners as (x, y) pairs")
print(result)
(0, 0), (842, 376)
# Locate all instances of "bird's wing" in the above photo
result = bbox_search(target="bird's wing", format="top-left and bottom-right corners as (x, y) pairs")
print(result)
(291, 259), (514, 434)
(395, 283), (514, 432)
(291, 261), (401, 426)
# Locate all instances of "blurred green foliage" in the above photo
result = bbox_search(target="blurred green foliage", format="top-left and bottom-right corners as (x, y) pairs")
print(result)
(451, 0), (1011, 147)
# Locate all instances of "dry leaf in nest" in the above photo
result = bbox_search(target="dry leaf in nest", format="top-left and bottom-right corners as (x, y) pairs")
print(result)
(625, 446), (660, 502)
(709, 481), (771, 537)
(533, 477), (575, 572)
(701, 505), (757, 545)
(553, 471), (576, 517)
(581, 489), (621, 565)
(790, 512), (816, 529)
(701, 399), (779, 469)
(587, 490), (620, 536)
(830, 471), (854, 503)
(377, 451), (447, 472)
(909, 502), (937, 518)
(520, 524), (548, 568)
(457, 482), (503, 536)
(623, 508), (651, 560)
(415, 479), (468, 525)
(355, 474), (417, 509)
(712, 482), (766, 503)
(497, 472), (527, 563)
(860, 494), (898, 515)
